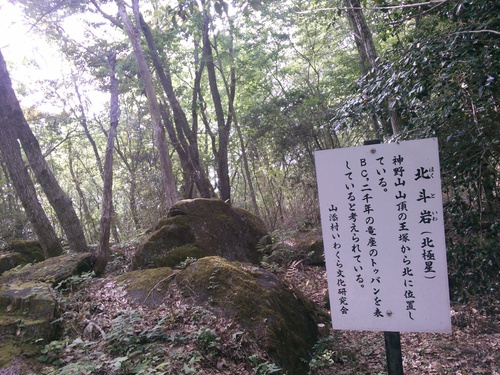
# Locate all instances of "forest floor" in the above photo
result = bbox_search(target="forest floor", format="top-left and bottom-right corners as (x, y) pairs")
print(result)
(36, 244), (499, 375)
(287, 265), (500, 375)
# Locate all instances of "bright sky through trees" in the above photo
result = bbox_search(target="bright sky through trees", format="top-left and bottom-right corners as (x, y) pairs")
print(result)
(0, 1), (109, 113)
(0, 2), (61, 83)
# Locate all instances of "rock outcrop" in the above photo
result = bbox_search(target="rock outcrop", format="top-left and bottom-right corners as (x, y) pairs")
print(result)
(0, 240), (45, 276)
(132, 198), (268, 269)
(0, 252), (94, 369)
(176, 256), (318, 375)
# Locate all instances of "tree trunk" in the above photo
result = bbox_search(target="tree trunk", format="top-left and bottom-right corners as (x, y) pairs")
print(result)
(344, 0), (378, 71)
(94, 50), (119, 276)
(0, 49), (87, 254)
(0, 50), (63, 258)
(117, 0), (178, 208)
(72, 75), (104, 175)
(15, 124), (89, 252)
(139, 14), (214, 199)
(200, 4), (231, 202)
(1, 59), (88, 253)
(68, 143), (98, 242)
(344, 0), (401, 137)
(212, 13), (260, 216)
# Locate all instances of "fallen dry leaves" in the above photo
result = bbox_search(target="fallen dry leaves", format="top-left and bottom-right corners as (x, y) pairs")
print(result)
(285, 263), (499, 375)
(42, 244), (499, 374)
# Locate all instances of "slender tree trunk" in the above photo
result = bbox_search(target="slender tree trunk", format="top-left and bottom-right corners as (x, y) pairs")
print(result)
(200, 4), (231, 202)
(139, 14), (214, 199)
(0, 134), (62, 258)
(72, 76), (104, 175)
(344, 0), (378, 70)
(16, 117), (89, 253)
(68, 143), (98, 242)
(94, 51), (119, 276)
(117, 0), (178, 208)
(128, 171), (140, 230)
(0, 49), (86, 254)
(211, 13), (260, 216)
(0, 50), (63, 258)
(344, 0), (401, 136)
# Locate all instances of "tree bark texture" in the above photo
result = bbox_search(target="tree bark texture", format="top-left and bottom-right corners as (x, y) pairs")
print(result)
(139, 14), (214, 199)
(117, 0), (178, 208)
(94, 50), (119, 276)
(15, 111), (89, 253)
(68, 144), (98, 242)
(0, 52), (88, 253)
(344, 0), (401, 136)
(200, 4), (232, 202)
(0, 49), (63, 258)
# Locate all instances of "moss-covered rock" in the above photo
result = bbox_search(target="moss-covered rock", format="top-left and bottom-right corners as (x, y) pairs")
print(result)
(7, 240), (45, 259)
(0, 282), (56, 320)
(0, 339), (42, 371)
(0, 240), (46, 276)
(0, 252), (94, 287)
(133, 199), (268, 269)
(0, 314), (58, 343)
(176, 256), (318, 375)
(290, 228), (325, 265)
(0, 253), (29, 276)
(0, 252), (94, 370)
(114, 267), (177, 307)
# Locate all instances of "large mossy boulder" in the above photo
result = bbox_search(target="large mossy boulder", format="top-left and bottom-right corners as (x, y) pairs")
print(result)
(0, 252), (95, 370)
(132, 198), (268, 269)
(176, 256), (318, 375)
(0, 252), (95, 287)
(0, 240), (45, 276)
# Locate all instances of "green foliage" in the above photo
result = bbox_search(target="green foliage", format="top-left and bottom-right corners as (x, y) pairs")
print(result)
(177, 256), (198, 269)
(258, 231), (295, 271)
(307, 335), (339, 371)
(55, 271), (95, 294)
(447, 225), (499, 310)
(194, 327), (220, 356)
(329, 0), (499, 301)
(37, 303), (282, 374)
(38, 309), (204, 374)
(249, 355), (282, 374)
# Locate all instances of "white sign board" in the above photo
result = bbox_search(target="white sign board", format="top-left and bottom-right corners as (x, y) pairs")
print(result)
(315, 138), (451, 333)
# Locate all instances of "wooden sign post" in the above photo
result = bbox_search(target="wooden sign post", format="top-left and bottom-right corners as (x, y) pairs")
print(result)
(315, 138), (451, 374)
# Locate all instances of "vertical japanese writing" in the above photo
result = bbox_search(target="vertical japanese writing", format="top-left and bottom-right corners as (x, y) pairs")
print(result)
(392, 154), (417, 321)
(415, 167), (438, 280)
(345, 160), (366, 293)
(359, 157), (384, 318)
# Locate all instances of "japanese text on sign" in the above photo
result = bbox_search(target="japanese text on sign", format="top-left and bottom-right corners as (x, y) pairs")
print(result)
(315, 138), (451, 333)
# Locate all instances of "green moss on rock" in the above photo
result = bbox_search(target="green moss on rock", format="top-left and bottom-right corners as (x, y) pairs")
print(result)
(0, 253), (31, 276)
(7, 240), (44, 257)
(133, 199), (268, 270)
(0, 252), (94, 287)
(0, 336), (46, 372)
(0, 281), (56, 320)
(153, 244), (205, 268)
(176, 256), (318, 375)
(0, 241), (46, 275)
(115, 267), (176, 306)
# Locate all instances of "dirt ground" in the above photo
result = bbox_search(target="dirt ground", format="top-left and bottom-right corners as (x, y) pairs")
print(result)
(287, 264), (500, 375)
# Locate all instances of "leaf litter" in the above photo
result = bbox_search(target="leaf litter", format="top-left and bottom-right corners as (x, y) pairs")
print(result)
(38, 244), (499, 374)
